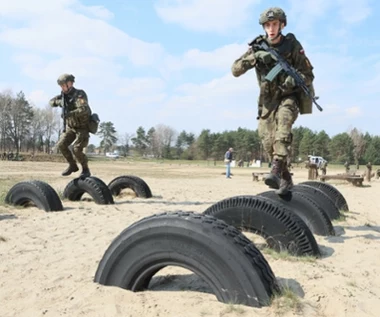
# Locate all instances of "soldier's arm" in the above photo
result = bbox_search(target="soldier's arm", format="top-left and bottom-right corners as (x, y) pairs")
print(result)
(49, 94), (62, 107)
(231, 48), (257, 77)
(291, 37), (314, 86)
(69, 91), (91, 119)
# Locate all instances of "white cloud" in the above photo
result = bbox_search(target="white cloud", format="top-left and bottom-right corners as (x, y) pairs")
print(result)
(337, 0), (372, 23)
(27, 90), (50, 107)
(12, 54), (123, 83)
(163, 43), (249, 72)
(345, 106), (362, 116)
(116, 78), (167, 97)
(154, 0), (261, 33)
(0, 4), (164, 66)
(79, 5), (114, 20)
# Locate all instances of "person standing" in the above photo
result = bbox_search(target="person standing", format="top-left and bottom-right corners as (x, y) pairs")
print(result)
(224, 148), (233, 178)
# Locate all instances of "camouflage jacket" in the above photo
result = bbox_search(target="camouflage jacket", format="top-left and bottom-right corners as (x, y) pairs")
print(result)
(231, 33), (314, 107)
(49, 88), (91, 130)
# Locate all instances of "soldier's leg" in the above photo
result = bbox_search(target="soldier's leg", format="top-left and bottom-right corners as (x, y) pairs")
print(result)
(258, 114), (280, 189)
(273, 97), (299, 195)
(72, 129), (90, 178)
(57, 129), (79, 176)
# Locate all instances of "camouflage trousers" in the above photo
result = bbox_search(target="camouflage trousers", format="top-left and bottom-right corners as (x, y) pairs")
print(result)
(258, 96), (299, 162)
(57, 127), (89, 167)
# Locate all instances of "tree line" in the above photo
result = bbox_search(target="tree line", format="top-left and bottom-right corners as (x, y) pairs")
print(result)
(1, 89), (379, 164)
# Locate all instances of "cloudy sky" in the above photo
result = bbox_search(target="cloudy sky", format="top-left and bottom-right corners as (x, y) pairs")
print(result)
(0, 0), (378, 145)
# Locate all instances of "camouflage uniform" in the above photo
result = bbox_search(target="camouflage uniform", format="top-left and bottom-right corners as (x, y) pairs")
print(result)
(231, 7), (314, 195)
(344, 161), (350, 173)
(320, 161), (327, 176)
(366, 162), (372, 182)
(50, 74), (92, 178)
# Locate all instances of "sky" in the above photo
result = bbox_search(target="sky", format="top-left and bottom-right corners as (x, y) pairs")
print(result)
(0, 0), (379, 145)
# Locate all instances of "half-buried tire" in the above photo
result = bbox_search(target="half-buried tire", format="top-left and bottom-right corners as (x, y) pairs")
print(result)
(203, 195), (320, 257)
(94, 211), (280, 307)
(292, 184), (341, 220)
(5, 180), (63, 212)
(63, 176), (114, 205)
(258, 190), (335, 236)
(108, 175), (152, 198)
(299, 181), (349, 212)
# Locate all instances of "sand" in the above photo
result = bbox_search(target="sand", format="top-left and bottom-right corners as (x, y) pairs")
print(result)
(0, 160), (379, 317)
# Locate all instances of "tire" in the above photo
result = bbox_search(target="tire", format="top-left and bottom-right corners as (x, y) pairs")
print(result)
(203, 195), (320, 257)
(292, 184), (341, 220)
(5, 180), (63, 212)
(94, 211), (280, 307)
(108, 175), (152, 198)
(63, 176), (114, 205)
(299, 181), (349, 211)
(258, 190), (335, 236)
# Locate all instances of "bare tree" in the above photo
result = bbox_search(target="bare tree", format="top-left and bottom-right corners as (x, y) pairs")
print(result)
(29, 107), (45, 154)
(0, 90), (12, 151)
(154, 124), (178, 159)
(118, 132), (134, 157)
(43, 105), (60, 153)
(6, 91), (34, 154)
(349, 127), (366, 166)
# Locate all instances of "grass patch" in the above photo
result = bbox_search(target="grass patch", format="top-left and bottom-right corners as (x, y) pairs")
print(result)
(332, 214), (347, 223)
(220, 303), (246, 316)
(347, 280), (357, 288)
(260, 247), (317, 263)
(272, 286), (303, 315)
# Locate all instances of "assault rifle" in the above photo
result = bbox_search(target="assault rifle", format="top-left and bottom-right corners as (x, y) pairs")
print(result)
(249, 37), (323, 112)
(61, 92), (68, 133)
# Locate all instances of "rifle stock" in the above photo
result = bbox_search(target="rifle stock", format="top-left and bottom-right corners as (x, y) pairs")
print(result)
(61, 92), (67, 133)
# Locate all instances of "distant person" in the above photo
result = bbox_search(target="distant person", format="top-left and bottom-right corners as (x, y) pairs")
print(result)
(320, 161), (327, 176)
(366, 162), (372, 182)
(344, 161), (350, 174)
(224, 148), (233, 178)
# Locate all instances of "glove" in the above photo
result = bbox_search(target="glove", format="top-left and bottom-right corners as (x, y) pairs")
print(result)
(283, 75), (296, 89)
(254, 51), (276, 64)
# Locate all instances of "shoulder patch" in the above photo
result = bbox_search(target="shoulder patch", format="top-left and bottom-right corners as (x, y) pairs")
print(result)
(299, 48), (304, 54)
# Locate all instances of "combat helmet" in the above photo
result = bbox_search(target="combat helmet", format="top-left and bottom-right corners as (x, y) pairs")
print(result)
(259, 7), (287, 26)
(57, 73), (75, 85)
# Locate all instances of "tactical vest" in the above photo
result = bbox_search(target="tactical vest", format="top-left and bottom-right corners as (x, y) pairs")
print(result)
(255, 33), (314, 115)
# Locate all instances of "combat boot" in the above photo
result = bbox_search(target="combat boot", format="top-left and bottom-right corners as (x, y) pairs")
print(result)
(61, 163), (79, 176)
(79, 166), (91, 179)
(264, 159), (284, 189)
(275, 166), (294, 196)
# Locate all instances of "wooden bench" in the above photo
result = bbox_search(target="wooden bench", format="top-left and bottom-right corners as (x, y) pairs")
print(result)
(252, 172), (293, 181)
(319, 174), (363, 186)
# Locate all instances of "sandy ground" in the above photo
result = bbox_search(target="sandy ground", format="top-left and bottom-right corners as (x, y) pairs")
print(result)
(0, 160), (379, 317)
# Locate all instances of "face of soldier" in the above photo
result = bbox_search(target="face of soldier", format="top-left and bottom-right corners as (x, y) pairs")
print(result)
(60, 81), (73, 93)
(263, 20), (284, 43)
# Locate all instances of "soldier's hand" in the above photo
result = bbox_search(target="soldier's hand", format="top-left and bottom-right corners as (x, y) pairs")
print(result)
(254, 51), (276, 64)
(283, 75), (296, 88)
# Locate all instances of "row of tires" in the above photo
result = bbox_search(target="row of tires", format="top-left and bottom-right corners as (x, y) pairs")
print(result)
(4, 175), (153, 211)
(94, 180), (349, 308)
(4, 176), (348, 307)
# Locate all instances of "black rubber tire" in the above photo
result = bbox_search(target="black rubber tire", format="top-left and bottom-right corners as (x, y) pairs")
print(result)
(5, 180), (63, 212)
(258, 190), (335, 236)
(94, 211), (280, 307)
(203, 195), (320, 257)
(63, 176), (114, 205)
(108, 175), (152, 198)
(299, 181), (349, 211)
(292, 184), (341, 220)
